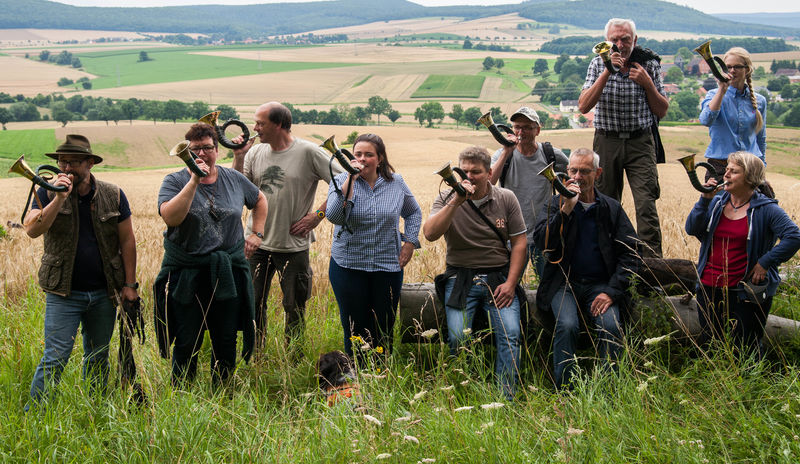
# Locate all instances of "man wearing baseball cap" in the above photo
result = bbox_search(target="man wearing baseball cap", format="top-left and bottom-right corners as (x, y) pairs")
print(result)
(489, 106), (569, 276)
(24, 134), (139, 410)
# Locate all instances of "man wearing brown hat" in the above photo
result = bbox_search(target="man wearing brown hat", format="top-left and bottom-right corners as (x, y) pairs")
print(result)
(24, 134), (138, 409)
(489, 106), (568, 276)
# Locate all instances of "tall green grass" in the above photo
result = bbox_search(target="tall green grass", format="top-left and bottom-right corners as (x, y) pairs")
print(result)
(3, 275), (800, 462)
(411, 75), (485, 98)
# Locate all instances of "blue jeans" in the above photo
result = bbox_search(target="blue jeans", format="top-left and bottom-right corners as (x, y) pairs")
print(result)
(28, 290), (116, 407)
(551, 281), (622, 389)
(444, 276), (521, 399)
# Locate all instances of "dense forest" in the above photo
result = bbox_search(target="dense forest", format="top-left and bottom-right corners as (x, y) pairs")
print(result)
(0, 0), (796, 39)
(540, 36), (798, 56)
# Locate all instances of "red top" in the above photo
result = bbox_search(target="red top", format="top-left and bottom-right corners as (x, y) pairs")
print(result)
(701, 214), (749, 288)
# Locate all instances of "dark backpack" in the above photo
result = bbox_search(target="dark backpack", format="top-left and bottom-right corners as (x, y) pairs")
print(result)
(499, 141), (555, 188)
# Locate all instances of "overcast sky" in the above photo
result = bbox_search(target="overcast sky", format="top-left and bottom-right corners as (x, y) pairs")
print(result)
(50, 0), (798, 14)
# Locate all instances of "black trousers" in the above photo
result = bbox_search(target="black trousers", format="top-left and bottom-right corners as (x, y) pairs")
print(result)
(697, 285), (773, 356)
(170, 270), (244, 386)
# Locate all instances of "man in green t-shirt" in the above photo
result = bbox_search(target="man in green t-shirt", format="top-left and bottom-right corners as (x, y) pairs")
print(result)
(233, 102), (343, 352)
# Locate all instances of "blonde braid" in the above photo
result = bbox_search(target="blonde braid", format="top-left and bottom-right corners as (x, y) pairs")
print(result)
(746, 75), (763, 133)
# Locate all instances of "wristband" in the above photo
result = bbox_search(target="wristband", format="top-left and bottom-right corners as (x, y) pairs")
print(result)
(316, 209), (326, 219)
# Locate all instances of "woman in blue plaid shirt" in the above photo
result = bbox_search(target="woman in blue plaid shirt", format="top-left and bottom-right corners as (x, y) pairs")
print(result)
(326, 134), (422, 358)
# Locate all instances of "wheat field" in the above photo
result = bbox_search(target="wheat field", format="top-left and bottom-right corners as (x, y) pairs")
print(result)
(2, 123), (799, 302)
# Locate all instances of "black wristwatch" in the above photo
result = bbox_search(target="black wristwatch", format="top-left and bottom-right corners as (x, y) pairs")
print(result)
(124, 282), (139, 290)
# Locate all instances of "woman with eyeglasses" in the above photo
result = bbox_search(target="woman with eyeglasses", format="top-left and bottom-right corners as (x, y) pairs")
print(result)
(154, 123), (267, 388)
(325, 133), (422, 360)
(699, 47), (767, 180)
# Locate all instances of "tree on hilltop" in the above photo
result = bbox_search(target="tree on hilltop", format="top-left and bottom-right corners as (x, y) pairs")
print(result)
(368, 96), (391, 126)
(0, 107), (12, 130)
(463, 106), (483, 130)
(414, 101), (445, 127)
(448, 104), (464, 128)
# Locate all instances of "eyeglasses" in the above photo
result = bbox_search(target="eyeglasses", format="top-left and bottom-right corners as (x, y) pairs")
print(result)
(57, 159), (86, 168)
(567, 168), (594, 176)
(727, 65), (748, 71)
(189, 145), (216, 153)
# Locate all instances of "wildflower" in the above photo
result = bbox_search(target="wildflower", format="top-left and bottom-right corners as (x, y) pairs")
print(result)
(375, 346), (384, 354)
(391, 432), (401, 437)
(420, 329), (438, 339)
(679, 399), (689, 405)
(647, 375), (658, 382)
(350, 335), (364, 344)
(462, 328), (472, 335)
(395, 415), (412, 422)
(781, 403), (790, 412)
(376, 453), (392, 459)
(404, 435), (420, 444)
(419, 459), (436, 463)
(644, 361), (654, 368)
(567, 427), (584, 436)
(413, 390), (427, 400)
(637, 380), (649, 392)
(363, 414), (382, 426)
(481, 422), (494, 429)
(481, 402), (505, 410)
(528, 385), (538, 392)
(460, 380), (470, 386)
(440, 385), (454, 391)
(455, 406), (474, 412)
(643, 334), (670, 346)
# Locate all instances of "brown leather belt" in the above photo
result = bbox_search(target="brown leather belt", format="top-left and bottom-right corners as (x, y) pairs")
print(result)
(596, 127), (649, 139)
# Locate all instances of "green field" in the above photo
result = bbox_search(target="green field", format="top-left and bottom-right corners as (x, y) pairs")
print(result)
(0, 129), (58, 176)
(76, 46), (359, 89)
(411, 74), (485, 98)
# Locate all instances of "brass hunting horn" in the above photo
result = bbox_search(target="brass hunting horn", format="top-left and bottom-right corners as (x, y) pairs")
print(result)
(593, 41), (620, 74)
(8, 155), (67, 223)
(320, 135), (360, 175)
(434, 162), (467, 197)
(169, 140), (208, 178)
(198, 111), (253, 150)
(677, 154), (726, 193)
(537, 162), (576, 198)
(693, 40), (729, 83)
(477, 112), (515, 147)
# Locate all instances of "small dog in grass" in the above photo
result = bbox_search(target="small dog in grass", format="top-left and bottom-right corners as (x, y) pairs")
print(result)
(316, 350), (360, 407)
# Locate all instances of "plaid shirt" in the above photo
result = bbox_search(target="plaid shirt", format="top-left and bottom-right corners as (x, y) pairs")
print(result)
(583, 55), (665, 132)
(326, 172), (422, 273)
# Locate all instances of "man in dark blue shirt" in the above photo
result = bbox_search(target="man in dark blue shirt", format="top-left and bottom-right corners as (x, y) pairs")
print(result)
(24, 134), (138, 409)
(534, 148), (639, 389)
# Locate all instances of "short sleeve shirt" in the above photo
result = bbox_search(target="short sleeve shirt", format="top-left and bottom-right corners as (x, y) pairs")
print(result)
(242, 138), (343, 252)
(583, 55), (665, 132)
(158, 166), (260, 256)
(430, 185), (526, 269)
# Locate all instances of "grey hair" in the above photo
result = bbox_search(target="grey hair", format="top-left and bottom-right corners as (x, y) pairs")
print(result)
(605, 18), (637, 38)
(727, 151), (765, 189)
(570, 148), (600, 170)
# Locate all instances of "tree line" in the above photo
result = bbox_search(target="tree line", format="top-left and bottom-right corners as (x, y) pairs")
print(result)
(540, 36), (796, 56)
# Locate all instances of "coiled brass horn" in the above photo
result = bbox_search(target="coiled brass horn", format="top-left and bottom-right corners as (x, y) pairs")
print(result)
(8, 155), (67, 223)
(477, 112), (515, 147)
(677, 154), (726, 193)
(198, 111), (253, 150)
(593, 41), (620, 74)
(434, 162), (467, 197)
(320, 135), (360, 175)
(537, 162), (576, 198)
(693, 40), (729, 83)
(169, 140), (208, 178)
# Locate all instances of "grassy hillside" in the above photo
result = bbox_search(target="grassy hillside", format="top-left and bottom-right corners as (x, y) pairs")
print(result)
(76, 47), (357, 89)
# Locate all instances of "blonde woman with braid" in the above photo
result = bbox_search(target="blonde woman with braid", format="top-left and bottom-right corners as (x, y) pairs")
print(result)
(699, 47), (767, 180)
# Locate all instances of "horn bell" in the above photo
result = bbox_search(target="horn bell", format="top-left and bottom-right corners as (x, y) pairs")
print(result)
(434, 161), (466, 196)
(8, 155), (37, 182)
(169, 140), (208, 178)
(198, 111), (220, 126)
(537, 162), (576, 198)
(476, 112), (493, 129)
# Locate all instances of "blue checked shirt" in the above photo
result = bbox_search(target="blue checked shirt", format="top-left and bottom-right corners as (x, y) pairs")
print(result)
(583, 55), (665, 132)
(699, 86), (767, 164)
(326, 172), (422, 273)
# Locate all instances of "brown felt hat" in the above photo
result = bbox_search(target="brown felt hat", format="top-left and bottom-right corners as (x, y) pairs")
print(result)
(45, 134), (103, 164)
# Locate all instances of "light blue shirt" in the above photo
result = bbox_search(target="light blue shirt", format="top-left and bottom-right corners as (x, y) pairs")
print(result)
(326, 172), (422, 273)
(699, 86), (766, 164)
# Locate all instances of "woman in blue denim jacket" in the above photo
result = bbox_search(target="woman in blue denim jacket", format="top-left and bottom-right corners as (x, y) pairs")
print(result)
(685, 151), (800, 355)
(699, 47), (767, 180)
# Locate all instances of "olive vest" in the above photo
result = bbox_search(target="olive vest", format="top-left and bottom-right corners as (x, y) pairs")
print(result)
(38, 177), (125, 298)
